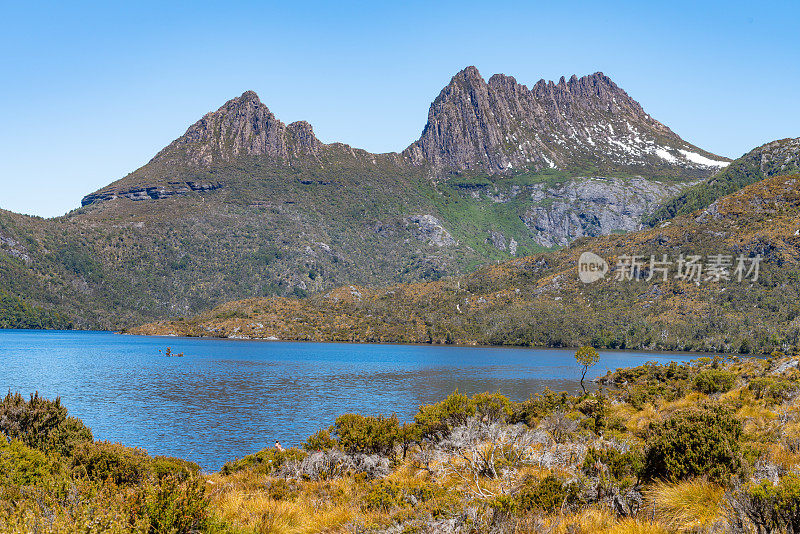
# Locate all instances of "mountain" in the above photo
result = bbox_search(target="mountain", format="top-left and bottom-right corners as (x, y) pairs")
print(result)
(0, 67), (732, 328)
(404, 67), (728, 178)
(133, 170), (800, 355)
(647, 137), (800, 225)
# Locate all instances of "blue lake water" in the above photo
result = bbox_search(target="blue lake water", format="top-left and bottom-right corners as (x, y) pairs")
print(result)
(0, 330), (698, 471)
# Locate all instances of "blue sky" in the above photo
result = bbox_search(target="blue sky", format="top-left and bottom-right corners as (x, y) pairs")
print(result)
(1, 0), (798, 217)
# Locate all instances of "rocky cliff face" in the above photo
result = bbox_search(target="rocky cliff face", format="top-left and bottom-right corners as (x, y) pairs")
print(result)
(151, 91), (323, 167)
(81, 180), (223, 207)
(520, 178), (688, 247)
(404, 66), (729, 177)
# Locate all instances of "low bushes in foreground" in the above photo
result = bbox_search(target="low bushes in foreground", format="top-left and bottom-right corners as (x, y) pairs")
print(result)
(4, 354), (800, 533)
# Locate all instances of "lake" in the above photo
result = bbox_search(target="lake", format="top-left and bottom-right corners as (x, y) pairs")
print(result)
(0, 329), (697, 471)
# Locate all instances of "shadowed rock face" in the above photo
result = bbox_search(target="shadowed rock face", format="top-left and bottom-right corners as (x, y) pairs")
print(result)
(81, 181), (224, 206)
(520, 177), (688, 248)
(404, 66), (728, 177)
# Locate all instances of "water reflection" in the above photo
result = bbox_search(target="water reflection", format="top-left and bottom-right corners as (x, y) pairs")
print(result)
(0, 330), (694, 470)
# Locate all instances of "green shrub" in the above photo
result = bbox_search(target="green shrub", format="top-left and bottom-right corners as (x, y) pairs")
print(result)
(220, 447), (306, 475)
(333, 414), (400, 456)
(471, 392), (512, 423)
(733, 475), (800, 533)
(642, 406), (742, 484)
(693, 369), (736, 394)
(363, 480), (404, 512)
(516, 475), (579, 514)
(581, 446), (643, 486)
(152, 456), (201, 480)
(414, 390), (474, 439)
(576, 392), (608, 433)
(510, 388), (570, 426)
(0, 439), (56, 486)
(135, 473), (208, 533)
(70, 441), (152, 486)
(748, 377), (798, 404)
(0, 391), (92, 456)
(303, 429), (337, 452)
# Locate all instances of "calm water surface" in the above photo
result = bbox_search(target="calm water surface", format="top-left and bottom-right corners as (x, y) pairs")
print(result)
(0, 330), (697, 471)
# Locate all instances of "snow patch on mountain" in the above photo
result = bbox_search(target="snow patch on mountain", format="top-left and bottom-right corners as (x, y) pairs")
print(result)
(678, 149), (729, 168)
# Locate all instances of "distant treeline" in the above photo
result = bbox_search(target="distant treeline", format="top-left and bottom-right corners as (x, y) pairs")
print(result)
(0, 291), (72, 329)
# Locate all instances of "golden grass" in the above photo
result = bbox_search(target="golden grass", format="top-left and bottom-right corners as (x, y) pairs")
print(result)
(767, 443), (800, 472)
(207, 475), (355, 534)
(644, 479), (725, 532)
(514, 509), (670, 534)
(738, 403), (780, 437)
(657, 392), (706, 413)
(614, 403), (658, 434)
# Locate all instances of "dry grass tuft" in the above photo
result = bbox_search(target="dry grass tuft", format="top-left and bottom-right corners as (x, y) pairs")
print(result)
(644, 478), (725, 532)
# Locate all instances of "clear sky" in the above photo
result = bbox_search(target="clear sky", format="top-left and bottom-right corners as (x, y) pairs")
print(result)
(1, 0), (798, 217)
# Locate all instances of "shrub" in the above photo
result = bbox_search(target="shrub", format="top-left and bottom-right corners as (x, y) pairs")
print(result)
(70, 441), (152, 486)
(730, 475), (800, 533)
(135, 473), (208, 533)
(333, 414), (400, 456)
(265, 479), (300, 501)
(471, 392), (512, 423)
(0, 391), (92, 456)
(582, 446), (643, 485)
(516, 475), (580, 514)
(220, 447), (306, 475)
(152, 456), (201, 480)
(748, 377), (798, 404)
(642, 407), (742, 484)
(510, 388), (571, 426)
(414, 390), (474, 439)
(692, 369), (736, 394)
(539, 410), (578, 444)
(576, 392), (608, 433)
(304, 429), (337, 452)
(363, 480), (404, 512)
(0, 439), (56, 486)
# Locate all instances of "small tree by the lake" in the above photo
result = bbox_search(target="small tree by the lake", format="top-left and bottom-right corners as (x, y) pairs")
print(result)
(575, 346), (599, 394)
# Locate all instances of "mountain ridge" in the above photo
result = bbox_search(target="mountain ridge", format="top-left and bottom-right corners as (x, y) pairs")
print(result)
(81, 66), (727, 207)
(0, 66), (754, 330)
(403, 66), (728, 177)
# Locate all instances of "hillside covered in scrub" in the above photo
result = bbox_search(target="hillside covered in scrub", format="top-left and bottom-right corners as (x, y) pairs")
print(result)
(646, 137), (800, 225)
(133, 171), (800, 355)
(0, 67), (731, 330)
(4, 355), (800, 532)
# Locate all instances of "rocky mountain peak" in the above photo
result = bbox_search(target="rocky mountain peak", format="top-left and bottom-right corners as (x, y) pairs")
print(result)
(150, 90), (321, 167)
(405, 66), (728, 178)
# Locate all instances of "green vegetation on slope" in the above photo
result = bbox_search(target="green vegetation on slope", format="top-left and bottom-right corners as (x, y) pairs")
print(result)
(0, 291), (71, 329)
(647, 137), (800, 225)
(134, 172), (800, 355)
(1, 148), (691, 330)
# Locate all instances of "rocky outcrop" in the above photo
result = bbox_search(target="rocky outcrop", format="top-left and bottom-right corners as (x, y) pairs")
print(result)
(150, 91), (323, 167)
(404, 66), (729, 177)
(406, 215), (457, 247)
(519, 177), (687, 248)
(81, 180), (224, 206)
(0, 234), (31, 262)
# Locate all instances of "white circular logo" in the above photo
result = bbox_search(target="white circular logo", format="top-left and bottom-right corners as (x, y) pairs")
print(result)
(578, 251), (608, 283)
